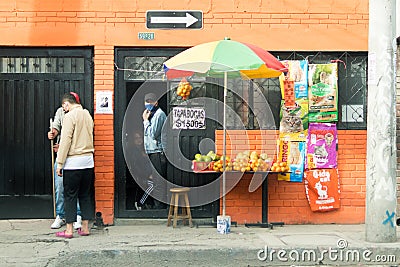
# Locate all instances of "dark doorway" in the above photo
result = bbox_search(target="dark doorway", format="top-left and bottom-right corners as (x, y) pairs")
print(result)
(0, 47), (94, 219)
(115, 48), (220, 219)
(124, 81), (169, 217)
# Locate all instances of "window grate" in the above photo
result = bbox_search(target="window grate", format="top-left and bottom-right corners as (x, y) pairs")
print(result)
(226, 52), (367, 130)
(124, 56), (167, 80)
(0, 57), (85, 73)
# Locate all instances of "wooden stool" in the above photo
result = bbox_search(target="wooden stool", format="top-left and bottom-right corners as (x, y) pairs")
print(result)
(167, 187), (193, 228)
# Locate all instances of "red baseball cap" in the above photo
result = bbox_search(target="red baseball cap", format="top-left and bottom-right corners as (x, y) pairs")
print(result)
(70, 92), (80, 104)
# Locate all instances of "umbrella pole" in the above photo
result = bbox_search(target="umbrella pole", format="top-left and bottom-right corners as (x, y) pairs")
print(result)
(222, 71), (227, 217)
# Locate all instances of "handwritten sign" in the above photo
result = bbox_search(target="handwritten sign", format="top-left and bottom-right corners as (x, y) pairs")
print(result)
(172, 107), (205, 129)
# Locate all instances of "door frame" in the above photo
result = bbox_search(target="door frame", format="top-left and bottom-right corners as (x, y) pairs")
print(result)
(114, 47), (221, 219)
(114, 47), (185, 218)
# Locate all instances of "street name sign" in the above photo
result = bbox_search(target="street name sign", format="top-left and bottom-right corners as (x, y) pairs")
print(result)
(146, 11), (203, 29)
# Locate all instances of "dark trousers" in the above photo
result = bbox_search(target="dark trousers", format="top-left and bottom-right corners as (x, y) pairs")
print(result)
(148, 152), (167, 178)
(148, 152), (167, 203)
(63, 168), (95, 224)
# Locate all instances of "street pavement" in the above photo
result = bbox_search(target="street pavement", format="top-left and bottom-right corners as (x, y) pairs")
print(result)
(0, 219), (399, 267)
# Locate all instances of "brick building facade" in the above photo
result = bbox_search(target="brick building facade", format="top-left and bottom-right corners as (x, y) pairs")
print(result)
(0, 0), (380, 225)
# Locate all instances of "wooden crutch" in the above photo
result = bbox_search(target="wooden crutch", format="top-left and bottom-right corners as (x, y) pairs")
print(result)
(50, 118), (56, 217)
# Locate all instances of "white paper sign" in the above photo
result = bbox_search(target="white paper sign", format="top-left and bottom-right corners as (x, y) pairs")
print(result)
(172, 107), (205, 129)
(96, 91), (113, 114)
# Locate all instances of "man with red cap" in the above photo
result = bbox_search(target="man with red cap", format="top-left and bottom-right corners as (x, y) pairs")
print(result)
(55, 92), (94, 238)
(48, 92), (82, 229)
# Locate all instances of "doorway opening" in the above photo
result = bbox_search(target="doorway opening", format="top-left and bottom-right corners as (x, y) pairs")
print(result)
(115, 48), (220, 219)
(124, 81), (168, 215)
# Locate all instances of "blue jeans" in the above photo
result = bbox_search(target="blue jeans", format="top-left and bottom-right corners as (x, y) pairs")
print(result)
(54, 162), (81, 218)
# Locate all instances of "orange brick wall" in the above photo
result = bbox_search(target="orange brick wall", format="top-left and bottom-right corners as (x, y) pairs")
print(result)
(93, 46), (115, 225)
(0, 0), (368, 50)
(216, 130), (366, 224)
(0, 0), (369, 224)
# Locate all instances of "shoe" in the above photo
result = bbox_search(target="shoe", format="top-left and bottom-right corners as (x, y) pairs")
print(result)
(51, 215), (66, 229)
(73, 215), (82, 230)
(77, 228), (90, 236)
(56, 230), (73, 239)
(134, 202), (142, 211)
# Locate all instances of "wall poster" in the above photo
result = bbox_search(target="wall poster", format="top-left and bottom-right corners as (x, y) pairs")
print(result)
(96, 91), (113, 114)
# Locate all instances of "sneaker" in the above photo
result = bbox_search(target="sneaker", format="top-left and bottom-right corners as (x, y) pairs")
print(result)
(73, 215), (82, 230)
(134, 201), (142, 211)
(51, 215), (66, 229)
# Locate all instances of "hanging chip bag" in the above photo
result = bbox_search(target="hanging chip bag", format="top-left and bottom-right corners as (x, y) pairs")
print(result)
(304, 168), (340, 212)
(278, 141), (306, 182)
(306, 123), (337, 169)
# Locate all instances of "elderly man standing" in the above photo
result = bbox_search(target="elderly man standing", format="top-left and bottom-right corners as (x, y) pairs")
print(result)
(48, 92), (82, 230)
(55, 93), (95, 238)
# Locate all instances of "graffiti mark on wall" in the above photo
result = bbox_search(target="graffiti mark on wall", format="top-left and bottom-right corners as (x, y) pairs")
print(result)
(382, 210), (395, 228)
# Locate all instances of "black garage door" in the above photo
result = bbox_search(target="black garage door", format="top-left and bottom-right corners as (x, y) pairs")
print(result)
(0, 47), (93, 219)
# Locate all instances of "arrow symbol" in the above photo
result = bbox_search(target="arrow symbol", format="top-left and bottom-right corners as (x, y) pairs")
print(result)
(150, 12), (198, 27)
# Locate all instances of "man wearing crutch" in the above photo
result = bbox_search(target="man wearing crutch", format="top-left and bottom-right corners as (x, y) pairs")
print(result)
(48, 92), (82, 229)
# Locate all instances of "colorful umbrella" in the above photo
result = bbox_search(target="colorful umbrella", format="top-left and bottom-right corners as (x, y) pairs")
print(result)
(164, 39), (287, 79)
(163, 38), (287, 217)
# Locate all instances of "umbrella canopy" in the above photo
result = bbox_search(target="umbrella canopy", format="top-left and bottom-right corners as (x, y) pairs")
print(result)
(163, 38), (286, 217)
(164, 39), (287, 79)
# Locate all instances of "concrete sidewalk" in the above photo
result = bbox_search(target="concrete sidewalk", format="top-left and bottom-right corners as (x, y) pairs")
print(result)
(0, 219), (399, 267)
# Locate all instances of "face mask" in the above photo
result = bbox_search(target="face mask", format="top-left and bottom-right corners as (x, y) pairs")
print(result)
(145, 104), (155, 111)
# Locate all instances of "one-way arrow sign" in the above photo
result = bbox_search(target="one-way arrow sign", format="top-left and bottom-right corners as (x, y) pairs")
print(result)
(146, 11), (203, 29)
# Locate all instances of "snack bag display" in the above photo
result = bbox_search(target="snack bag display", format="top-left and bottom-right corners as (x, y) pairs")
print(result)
(279, 60), (309, 138)
(280, 60), (308, 99)
(304, 168), (340, 212)
(283, 79), (295, 108)
(278, 141), (306, 182)
(306, 123), (337, 169)
(277, 139), (290, 174)
(279, 129), (308, 143)
(279, 98), (309, 140)
(308, 63), (338, 122)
